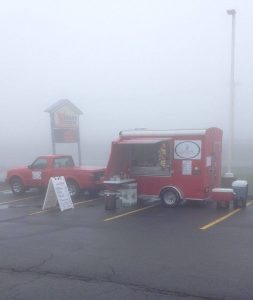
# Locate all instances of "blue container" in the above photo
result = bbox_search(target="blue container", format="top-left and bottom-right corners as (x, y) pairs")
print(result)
(232, 180), (248, 208)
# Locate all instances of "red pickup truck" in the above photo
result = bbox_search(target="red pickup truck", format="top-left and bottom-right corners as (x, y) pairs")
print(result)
(5, 155), (105, 198)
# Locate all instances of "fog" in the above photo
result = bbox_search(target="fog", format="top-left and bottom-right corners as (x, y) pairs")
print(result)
(1, 0), (253, 178)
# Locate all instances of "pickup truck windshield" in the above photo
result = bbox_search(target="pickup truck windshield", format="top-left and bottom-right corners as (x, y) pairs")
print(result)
(31, 158), (48, 169)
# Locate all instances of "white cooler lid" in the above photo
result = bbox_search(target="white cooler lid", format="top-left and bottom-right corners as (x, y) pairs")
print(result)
(232, 180), (248, 187)
(212, 188), (234, 193)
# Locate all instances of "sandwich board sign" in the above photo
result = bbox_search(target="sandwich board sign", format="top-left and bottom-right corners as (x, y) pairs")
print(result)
(43, 176), (74, 211)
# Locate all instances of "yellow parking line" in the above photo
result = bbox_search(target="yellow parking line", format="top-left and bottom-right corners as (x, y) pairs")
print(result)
(74, 197), (101, 206)
(200, 200), (253, 230)
(200, 209), (241, 230)
(104, 204), (158, 222)
(29, 208), (56, 215)
(0, 195), (40, 205)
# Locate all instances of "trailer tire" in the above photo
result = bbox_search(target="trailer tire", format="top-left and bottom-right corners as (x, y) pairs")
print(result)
(66, 179), (80, 199)
(10, 177), (25, 196)
(161, 189), (180, 208)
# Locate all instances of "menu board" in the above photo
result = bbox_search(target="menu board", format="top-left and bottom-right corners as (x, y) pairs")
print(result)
(43, 177), (74, 211)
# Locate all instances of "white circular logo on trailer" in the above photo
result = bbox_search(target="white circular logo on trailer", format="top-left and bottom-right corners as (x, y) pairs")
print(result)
(174, 141), (201, 159)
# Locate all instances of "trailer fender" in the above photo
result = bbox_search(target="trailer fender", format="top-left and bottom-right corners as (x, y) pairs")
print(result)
(159, 186), (184, 201)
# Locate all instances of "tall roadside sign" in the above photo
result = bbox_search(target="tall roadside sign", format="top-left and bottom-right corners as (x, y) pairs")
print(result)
(45, 99), (83, 165)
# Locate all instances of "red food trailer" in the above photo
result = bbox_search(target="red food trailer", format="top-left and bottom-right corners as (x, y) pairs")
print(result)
(104, 127), (223, 207)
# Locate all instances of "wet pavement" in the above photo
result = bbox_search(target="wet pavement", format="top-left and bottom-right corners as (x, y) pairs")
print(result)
(0, 186), (253, 299)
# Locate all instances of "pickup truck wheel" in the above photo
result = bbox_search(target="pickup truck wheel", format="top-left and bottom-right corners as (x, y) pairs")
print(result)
(10, 177), (25, 195)
(161, 189), (180, 208)
(66, 180), (80, 199)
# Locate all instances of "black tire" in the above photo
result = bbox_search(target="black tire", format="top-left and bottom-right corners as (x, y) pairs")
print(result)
(10, 177), (25, 196)
(66, 180), (80, 199)
(161, 189), (180, 208)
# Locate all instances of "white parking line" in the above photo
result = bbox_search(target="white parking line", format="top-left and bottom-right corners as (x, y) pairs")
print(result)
(0, 195), (40, 205)
(0, 190), (12, 194)
(29, 198), (101, 216)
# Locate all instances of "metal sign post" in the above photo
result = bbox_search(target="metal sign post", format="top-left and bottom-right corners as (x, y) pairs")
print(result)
(50, 113), (56, 154)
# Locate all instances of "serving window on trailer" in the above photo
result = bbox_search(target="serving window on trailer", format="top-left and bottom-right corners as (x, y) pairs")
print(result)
(110, 138), (172, 177)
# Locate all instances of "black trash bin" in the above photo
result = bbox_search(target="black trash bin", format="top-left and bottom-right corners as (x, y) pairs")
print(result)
(232, 180), (248, 208)
(104, 192), (117, 210)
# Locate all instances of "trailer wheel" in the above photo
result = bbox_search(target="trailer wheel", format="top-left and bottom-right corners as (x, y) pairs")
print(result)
(66, 179), (80, 199)
(10, 177), (25, 196)
(161, 189), (180, 208)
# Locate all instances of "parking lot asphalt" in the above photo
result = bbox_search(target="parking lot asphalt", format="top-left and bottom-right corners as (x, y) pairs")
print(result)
(0, 187), (253, 300)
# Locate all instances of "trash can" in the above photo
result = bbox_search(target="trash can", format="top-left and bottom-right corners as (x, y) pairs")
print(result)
(104, 191), (118, 210)
(232, 180), (248, 208)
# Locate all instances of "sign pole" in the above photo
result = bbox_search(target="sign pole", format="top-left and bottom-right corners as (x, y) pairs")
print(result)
(50, 113), (56, 154)
(77, 123), (82, 166)
(222, 9), (236, 187)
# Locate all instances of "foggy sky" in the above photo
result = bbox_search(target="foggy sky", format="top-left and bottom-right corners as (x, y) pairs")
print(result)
(0, 0), (253, 168)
